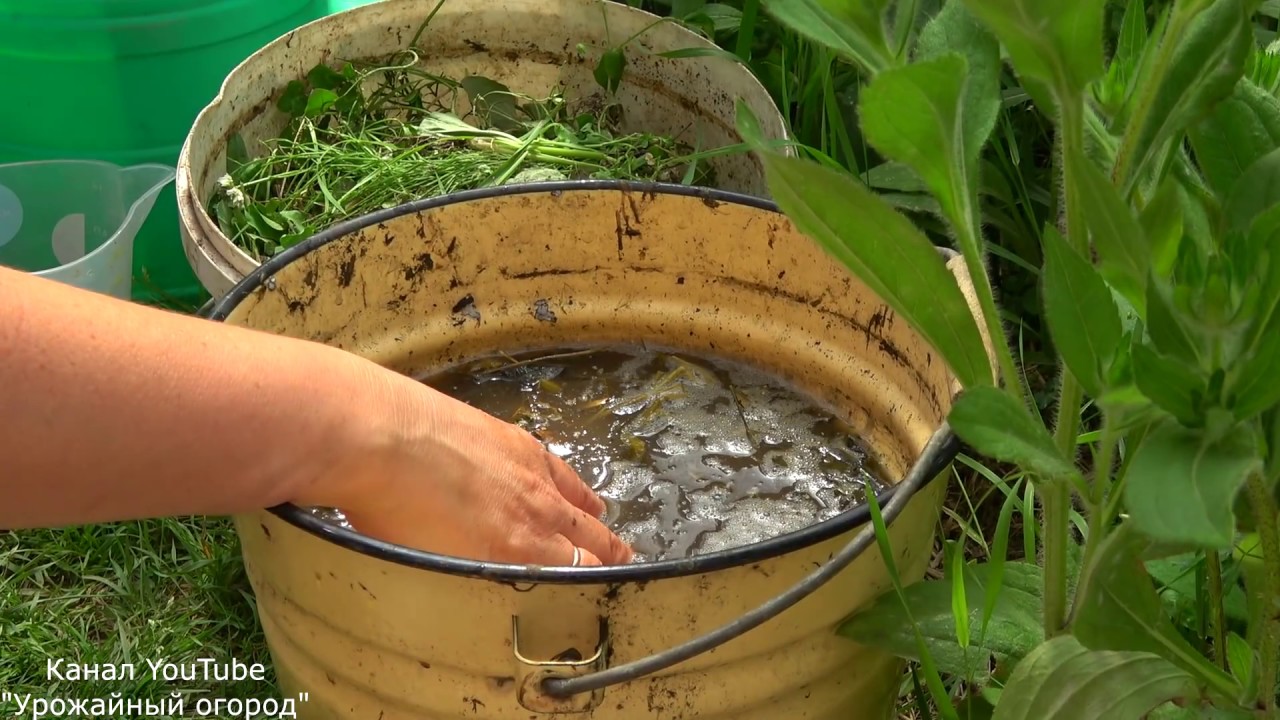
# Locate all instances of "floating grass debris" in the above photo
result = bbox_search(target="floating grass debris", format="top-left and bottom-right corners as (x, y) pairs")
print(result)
(209, 12), (733, 260)
(308, 347), (889, 562)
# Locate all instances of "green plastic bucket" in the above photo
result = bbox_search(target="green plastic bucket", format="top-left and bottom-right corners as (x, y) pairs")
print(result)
(0, 0), (327, 309)
(326, 0), (384, 11)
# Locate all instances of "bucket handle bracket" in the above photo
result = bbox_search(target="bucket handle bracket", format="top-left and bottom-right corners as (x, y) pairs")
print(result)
(512, 616), (609, 713)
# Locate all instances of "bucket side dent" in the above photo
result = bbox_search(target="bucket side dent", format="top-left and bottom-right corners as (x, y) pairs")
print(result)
(220, 186), (972, 719)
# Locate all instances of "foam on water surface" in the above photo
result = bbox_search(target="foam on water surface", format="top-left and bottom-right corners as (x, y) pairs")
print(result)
(309, 348), (888, 562)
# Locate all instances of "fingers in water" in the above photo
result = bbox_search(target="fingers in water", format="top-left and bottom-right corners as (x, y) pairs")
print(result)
(560, 503), (634, 566)
(543, 451), (606, 517)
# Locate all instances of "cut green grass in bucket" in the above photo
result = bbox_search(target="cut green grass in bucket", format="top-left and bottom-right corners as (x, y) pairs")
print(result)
(210, 2), (755, 261)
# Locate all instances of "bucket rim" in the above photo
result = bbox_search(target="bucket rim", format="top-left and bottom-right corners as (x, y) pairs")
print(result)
(208, 180), (960, 584)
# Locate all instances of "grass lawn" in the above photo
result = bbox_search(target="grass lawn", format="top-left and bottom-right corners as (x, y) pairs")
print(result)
(0, 519), (275, 713)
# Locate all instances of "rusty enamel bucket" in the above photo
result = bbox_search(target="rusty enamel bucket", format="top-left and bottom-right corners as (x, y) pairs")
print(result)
(208, 182), (985, 719)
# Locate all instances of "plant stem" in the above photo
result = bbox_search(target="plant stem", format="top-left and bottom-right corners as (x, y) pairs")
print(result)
(1040, 447), (1073, 637)
(1041, 98), (1089, 639)
(1205, 549), (1228, 671)
(734, 0), (760, 61)
(1077, 417), (1119, 578)
(1246, 473), (1280, 711)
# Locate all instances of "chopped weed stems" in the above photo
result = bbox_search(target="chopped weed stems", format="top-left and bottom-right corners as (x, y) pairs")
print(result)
(210, 32), (729, 260)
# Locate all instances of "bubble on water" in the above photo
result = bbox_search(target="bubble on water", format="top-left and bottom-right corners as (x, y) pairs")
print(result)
(547, 441), (576, 457)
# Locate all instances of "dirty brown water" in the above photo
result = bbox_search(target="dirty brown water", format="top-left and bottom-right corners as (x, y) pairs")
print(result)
(310, 347), (888, 563)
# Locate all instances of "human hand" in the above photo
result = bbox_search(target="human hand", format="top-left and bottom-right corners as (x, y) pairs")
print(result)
(300, 368), (634, 567)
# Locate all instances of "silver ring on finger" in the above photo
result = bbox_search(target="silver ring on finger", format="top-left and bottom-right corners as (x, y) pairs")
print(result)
(570, 546), (582, 567)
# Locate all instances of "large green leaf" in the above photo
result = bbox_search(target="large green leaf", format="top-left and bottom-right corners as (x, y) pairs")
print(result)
(914, 0), (1002, 145)
(1116, 0), (1253, 193)
(1188, 78), (1280, 197)
(1139, 177), (1185, 278)
(1040, 226), (1123, 398)
(736, 101), (993, 389)
(1069, 147), (1150, 315)
(761, 0), (890, 72)
(840, 561), (1044, 683)
(949, 386), (1078, 481)
(816, 0), (890, 48)
(1228, 324), (1280, 421)
(992, 635), (1199, 720)
(858, 54), (995, 236)
(1124, 419), (1261, 548)
(1130, 343), (1203, 426)
(1071, 524), (1242, 697)
(958, 0), (1106, 101)
(1144, 277), (1203, 366)
(1228, 231), (1280, 419)
(1223, 145), (1280, 234)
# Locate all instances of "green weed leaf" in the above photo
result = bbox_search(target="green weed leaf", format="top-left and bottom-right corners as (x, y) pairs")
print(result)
(1069, 148), (1149, 315)
(945, 540), (970, 648)
(225, 133), (249, 173)
(1131, 343), (1203, 426)
(1116, 0), (1149, 71)
(1116, 0), (1253, 193)
(915, 0), (1002, 120)
(1224, 145), (1280, 235)
(1188, 78), (1280, 196)
(1041, 226), (1122, 398)
(306, 64), (348, 91)
(737, 101), (993, 389)
(1124, 419), (1261, 548)
(992, 635), (1198, 720)
(839, 561), (1044, 683)
(1145, 278), (1202, 365)
(761, 0), (890, 72)
(949, 386), (1078, 481)
(858, 53), (997, 236)
(303, 89), (339, 118)
(276, 80), (307, 117)
(1071, 523), (1242, 696)
(593, 48), (628, 95)
(1097, 0), (1149, 115)
(959, 0), (1106, 102)
(1226, 632), (1258, 698)
(1227, 322), (1280, 420)
(1139, 177), (1185, 278)
(461, 76), (524, 132)
(816, 0), (890, 46)
(862, 161), (930, 193)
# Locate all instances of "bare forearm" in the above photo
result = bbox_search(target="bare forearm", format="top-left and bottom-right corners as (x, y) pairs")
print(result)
(0, 266), (395, 528)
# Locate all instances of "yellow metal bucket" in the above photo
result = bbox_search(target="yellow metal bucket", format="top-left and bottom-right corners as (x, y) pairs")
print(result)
(208, 183), (984, 719)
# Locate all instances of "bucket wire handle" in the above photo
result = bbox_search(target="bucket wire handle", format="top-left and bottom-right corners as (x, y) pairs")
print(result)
(543, 423), (960, 699)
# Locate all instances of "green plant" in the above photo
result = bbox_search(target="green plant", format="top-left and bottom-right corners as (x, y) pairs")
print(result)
(629, 0), (1065, 407)
(736, 0), (1280, 716)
